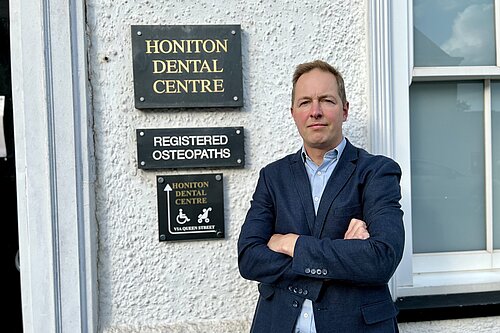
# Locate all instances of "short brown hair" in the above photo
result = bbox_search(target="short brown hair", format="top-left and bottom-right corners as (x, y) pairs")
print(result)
(291, 60), (347, 106)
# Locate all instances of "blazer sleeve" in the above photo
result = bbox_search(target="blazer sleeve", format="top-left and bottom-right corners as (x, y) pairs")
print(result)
(237, 167), (293, 284)
(292, 157), (405, 285)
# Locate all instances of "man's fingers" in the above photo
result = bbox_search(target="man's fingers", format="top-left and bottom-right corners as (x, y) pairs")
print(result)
(344, 218), (370, 240)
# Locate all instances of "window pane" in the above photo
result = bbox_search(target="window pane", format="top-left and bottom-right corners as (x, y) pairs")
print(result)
(414, 0), (495, 66)
(492, 81), (500, 249)
(410, 81), (485, 253)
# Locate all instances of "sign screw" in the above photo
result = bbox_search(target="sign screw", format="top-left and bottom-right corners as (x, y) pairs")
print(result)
(215, 175), (222, 181)
(236, 129), (241, 135)
(237, 159), (242, 164)
(231, 30), (236, 35)
(140, 161), (145, 166)
(216, 231), (224, 238)
(139, 131), (145, 136)
(158, 177), (164, 183)
(233, 96), (238, 101)
(159, 234), (166, 241)
(137, 31), (142, 36)
(139, 97), (145, 102)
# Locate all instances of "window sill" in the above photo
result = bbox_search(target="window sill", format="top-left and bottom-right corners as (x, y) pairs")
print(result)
(397, 270), (500, 297)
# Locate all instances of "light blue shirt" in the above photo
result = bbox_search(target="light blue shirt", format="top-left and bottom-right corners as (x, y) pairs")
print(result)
(294, 137), (346, 333)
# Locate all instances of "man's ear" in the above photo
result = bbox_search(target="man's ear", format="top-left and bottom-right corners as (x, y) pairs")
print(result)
(343, 102), (349, 121)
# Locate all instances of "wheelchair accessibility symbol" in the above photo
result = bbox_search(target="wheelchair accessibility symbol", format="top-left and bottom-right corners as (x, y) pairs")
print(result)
(198, 207), (212, 223)
(176, 209), (191, 224)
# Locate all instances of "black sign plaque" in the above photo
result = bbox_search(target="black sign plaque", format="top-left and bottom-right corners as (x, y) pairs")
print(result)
(137, 127), (244, 170)
(157, 173), (225, 241)
(131, 25), (243, 109)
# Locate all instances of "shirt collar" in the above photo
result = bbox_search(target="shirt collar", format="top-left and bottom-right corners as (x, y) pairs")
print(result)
(301, 137), (347, 163)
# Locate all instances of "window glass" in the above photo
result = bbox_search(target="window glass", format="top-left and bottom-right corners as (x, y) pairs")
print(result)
(413, 0), (495, 66)
(492, 81), (500, 249)
(410, 81), (485, 253)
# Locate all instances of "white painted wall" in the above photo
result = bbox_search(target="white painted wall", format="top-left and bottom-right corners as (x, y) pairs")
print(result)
(85, 0), (499, 331)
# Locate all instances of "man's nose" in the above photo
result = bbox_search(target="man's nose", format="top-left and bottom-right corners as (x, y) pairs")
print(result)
(310, 101), (322, 118)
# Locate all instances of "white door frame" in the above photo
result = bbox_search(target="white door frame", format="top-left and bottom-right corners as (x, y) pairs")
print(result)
(10, 0), (97, 331)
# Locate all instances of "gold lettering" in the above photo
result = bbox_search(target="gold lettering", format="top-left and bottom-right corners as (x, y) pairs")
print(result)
(152, 60), (166, 74)
(211, 60), (223, 73)
(172, 181), (209, 189)
(166, 60), (178, 73)
(213, 79), (224, 92)
(178, 60), (190, 73)
(151, 59), (224, 74)
(199, 61), (211, 72)
(175, 197), (208, 205)
(153, 79), (225, 94)
(164, 80), (177, 94)
(217, 39), (228, 53)
(145, 40), (159, 54)
(171, 39), (185, 53)
(159, 40), (172, 53)
(144, 39), (229, 54)
(153, 80), (165, 93)
(177, 80), (189, 93)
(200, 80), (212, 93)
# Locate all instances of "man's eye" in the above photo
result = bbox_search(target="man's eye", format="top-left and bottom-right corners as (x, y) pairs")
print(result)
(299, 100), (310, 107)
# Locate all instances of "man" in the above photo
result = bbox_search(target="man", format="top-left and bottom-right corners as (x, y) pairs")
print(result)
(238, 60), (404, 333)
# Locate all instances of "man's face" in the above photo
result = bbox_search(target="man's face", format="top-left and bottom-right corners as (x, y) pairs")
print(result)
(291, 68), (349, 154)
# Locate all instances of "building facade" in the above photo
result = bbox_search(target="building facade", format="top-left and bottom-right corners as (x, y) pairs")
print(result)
(7, 0), (500, 332)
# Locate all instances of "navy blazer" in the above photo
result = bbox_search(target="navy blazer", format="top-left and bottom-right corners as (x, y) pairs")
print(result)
(238, 139), (405, 333)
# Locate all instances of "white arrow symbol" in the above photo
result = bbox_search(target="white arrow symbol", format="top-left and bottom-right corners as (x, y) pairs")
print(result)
(165, 183), (215, 235)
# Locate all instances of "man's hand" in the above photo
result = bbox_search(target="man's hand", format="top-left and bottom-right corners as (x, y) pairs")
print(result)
(344, 218), (370, 240)
(267, 233), (299, 257)
(267, 219), (368, 257)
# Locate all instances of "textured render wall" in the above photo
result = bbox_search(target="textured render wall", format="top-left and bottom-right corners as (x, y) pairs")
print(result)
(86, 1), (369, 331)
(85, 0), (499, 332)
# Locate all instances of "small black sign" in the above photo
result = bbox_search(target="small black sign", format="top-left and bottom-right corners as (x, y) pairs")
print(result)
(131, 25), (243, 109)
(157, 174), (225, 241)
(137, 127), (244, 169)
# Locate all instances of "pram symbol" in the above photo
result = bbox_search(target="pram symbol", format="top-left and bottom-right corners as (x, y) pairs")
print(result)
(198, 207), (212, 223)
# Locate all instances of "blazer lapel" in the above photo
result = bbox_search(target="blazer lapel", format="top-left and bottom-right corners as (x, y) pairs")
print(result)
(289, 150), (316, 234)
(314, 141), (358, 238)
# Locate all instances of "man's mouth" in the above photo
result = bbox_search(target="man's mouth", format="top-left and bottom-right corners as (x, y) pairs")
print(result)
(308, 123), (327, 128)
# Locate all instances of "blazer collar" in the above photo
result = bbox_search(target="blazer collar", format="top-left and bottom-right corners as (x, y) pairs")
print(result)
(314, 139), (358, 237)
(289, 149), (316, 234)
(289, 139), (358, 236)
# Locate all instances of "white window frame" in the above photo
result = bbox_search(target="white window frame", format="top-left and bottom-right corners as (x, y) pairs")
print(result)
(369, 0), (500, 299)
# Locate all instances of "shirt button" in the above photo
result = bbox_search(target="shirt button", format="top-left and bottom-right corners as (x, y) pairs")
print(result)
(292, 300), (299, 308)
(314, 196), (319, 202)
(304, 312), (309, 318)
(303, 289), (308, 296)
(317, 171), (322, 176)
